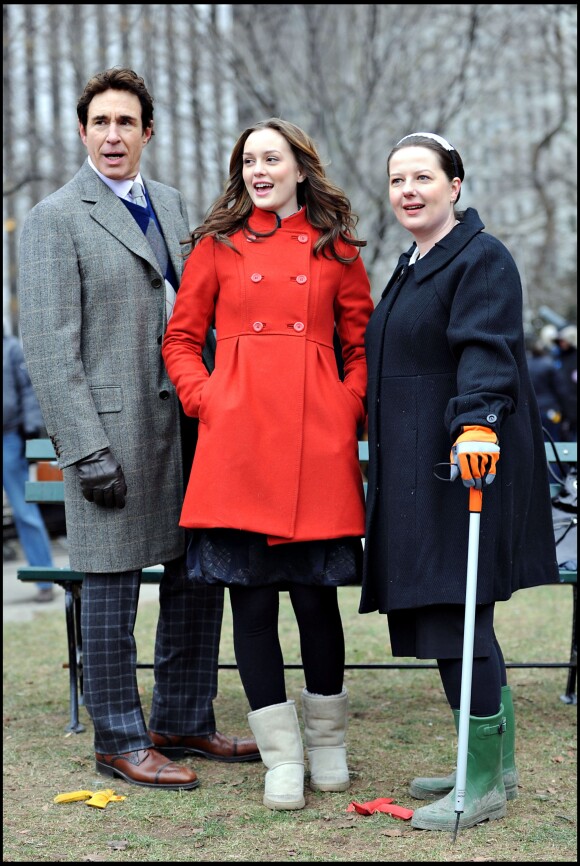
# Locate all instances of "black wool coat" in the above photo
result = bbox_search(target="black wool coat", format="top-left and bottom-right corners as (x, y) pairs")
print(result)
(359, 208), (559, 614)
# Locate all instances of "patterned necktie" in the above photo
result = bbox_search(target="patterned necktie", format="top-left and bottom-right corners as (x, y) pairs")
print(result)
(128, 185), (176, 321)
(130, 181), (147, 208)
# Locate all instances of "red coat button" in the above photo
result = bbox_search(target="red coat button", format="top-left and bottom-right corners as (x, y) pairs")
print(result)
(293, 322), (305, 332)
(251, 273), (262, 282)
(297, 234), (308, 243)
(253, 321), (264, 332)
(295, 274), (307, 284)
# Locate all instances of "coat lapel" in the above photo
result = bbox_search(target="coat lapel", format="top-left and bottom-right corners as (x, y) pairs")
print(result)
(76, 161), (164, 276)
(413, 208), (485, 283)
(147, 186), (190, 282)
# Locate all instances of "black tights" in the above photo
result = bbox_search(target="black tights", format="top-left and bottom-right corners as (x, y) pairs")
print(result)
(437, 632), (507, 717)
(229, 584), (345, 711)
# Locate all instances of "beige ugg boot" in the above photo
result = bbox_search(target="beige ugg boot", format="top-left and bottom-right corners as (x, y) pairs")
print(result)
(247, 700), (305, 810)
(301, 688), (350, 792)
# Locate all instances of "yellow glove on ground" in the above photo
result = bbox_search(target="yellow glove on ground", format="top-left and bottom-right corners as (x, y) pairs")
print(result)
(54, 789), (126, 808)
(53, 790), (93, 803)
(85, 789), (126, 808)
(450, 425), (500, 489)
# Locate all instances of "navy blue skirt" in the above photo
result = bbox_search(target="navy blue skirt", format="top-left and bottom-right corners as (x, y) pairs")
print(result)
(186, 528), (363, 588)
(387, 603), (495, 659)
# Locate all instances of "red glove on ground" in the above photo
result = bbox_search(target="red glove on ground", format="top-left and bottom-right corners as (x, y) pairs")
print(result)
(347, 797), (414, 820)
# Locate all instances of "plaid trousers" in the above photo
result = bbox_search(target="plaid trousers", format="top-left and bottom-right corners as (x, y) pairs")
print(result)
(81, 557), (224, 753)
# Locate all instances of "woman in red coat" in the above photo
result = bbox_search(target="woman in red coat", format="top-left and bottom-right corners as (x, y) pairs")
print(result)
(163, 118), (374, 811)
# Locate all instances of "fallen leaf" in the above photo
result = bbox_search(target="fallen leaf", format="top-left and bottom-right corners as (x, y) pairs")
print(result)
(381, 828), (404, 837)
(552, 755), (565, 763)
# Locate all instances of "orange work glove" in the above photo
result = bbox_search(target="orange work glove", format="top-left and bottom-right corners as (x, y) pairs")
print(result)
(450, 425), (500, 489)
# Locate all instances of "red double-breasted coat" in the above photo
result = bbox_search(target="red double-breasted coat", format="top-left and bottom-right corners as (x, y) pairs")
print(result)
(162, 207), (374, 544)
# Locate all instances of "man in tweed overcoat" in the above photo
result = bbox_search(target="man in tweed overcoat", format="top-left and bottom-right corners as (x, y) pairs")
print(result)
(18, 68), (258, 789)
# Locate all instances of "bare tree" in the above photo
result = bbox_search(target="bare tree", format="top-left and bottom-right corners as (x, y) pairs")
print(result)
(48, 5), (67, 190)
(218, 4), (576, 311)
(3, 4), (576, 330)
(3, 4), (19, 331)
(527, 5), (576, 315)
(24, 5), (41, 205)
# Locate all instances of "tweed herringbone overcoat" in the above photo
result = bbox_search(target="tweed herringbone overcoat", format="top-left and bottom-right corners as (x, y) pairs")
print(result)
(359, 208), (559, 614)
(162, 206), (374, 544)
(18, 160), (192, 572)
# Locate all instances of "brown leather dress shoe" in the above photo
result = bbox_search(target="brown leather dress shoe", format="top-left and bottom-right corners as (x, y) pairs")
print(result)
(149, 730), (261, 763)
(95, 748), (199, 789)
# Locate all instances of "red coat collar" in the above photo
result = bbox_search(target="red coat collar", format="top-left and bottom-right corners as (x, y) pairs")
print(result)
(246, 206), (310, 233)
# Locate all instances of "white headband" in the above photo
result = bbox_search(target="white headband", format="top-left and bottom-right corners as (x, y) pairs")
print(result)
(396, 132), (455, 152)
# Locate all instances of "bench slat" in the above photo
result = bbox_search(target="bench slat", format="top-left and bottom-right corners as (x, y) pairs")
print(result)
(25, 438), (576, 477)
(25, 440), (59, 459)
(16, 436), (577, 729)
(25, 480), (65, 501)
(17, 565), (164, 583)
(544, 441), (577, 461)
(359, 438), (576, 463)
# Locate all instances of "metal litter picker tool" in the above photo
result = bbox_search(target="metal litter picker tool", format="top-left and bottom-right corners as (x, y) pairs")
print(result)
(452, 485), (483, 843)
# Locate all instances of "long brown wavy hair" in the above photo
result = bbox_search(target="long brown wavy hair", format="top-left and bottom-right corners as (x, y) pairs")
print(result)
(190, 118), (366, 263)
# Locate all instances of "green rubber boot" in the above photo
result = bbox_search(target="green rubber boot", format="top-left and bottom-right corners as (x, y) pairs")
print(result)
(408, 709), (460, 800)
(499, 686), (519, 798)
(411, 705), (507, 831)
(409, 686), (518, 800)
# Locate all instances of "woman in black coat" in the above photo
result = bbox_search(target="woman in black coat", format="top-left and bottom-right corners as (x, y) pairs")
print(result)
(361, 132), (559, 832)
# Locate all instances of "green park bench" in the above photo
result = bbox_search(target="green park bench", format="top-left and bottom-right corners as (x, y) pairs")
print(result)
(17, 437), (577, 732)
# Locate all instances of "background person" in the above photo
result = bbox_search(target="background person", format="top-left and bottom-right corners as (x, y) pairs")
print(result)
(18, 67), (258, 791)
(526, 336), (564, 441)
(162, 118), (374, 810)
(552, 324), (577, 441)
(3, 326), (55, 603)
(360, 132), (559, 832)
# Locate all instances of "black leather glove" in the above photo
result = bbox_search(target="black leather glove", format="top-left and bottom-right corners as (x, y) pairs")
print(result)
(75, 448), (127, 509)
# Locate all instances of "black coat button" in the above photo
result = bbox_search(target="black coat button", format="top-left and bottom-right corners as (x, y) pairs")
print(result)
(159, 390), (170, 400)
(151, 277), (163, 288)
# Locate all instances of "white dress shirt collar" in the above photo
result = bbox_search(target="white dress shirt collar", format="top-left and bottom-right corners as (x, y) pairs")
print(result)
(87, 156), (145, 202)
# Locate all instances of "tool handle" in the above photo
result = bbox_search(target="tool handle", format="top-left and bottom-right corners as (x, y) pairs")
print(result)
(454, 506), (481, 817)
(469, 487), (482, 513)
